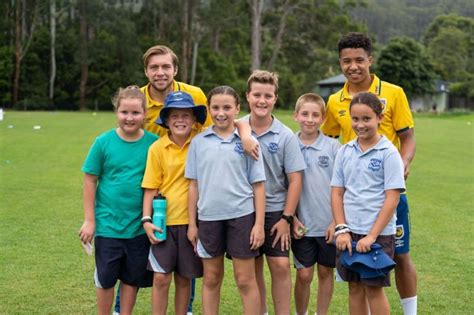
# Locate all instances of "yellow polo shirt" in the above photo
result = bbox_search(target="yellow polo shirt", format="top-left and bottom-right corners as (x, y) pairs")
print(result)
(321, 75), (414, 150)
(141, 130), (199, 225)
(141, 81), (212, 137)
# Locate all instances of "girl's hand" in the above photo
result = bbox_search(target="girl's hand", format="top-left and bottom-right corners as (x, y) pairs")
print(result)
(325, 222), (336, 244)
(241, 136), (259, 161)
(78, 220), (95, 244)
(187, 225), (199, 252)
(336, 233), (352, 255)
(143, 222), (161, 245)
(250, 224), (264, 250)
(292, 216), (306, 239)
(356, 235), (376, 253)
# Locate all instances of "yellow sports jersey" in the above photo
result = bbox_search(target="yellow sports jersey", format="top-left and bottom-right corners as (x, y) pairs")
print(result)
(321, 75), (414, 150)
(141, 81), (212, 137)
(141, 130), (199, 225)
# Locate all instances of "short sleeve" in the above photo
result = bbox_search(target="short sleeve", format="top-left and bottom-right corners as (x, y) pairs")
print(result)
(392, 88), (414, 133)
(383, 149), (406, 192)
(330, 147), (345, 188)
(81, 137), (103, 176)
(321, 95), (341, 138)
(141, 144), (164, 189)
(185, 138), (198, 180)
(283, 134), (306, 173)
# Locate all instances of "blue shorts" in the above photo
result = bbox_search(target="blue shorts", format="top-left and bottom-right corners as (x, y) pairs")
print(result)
(395, 194), (411, 255)
(94, 234), (153, 289)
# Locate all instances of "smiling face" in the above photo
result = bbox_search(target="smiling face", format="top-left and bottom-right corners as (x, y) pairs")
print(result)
(294, 101), (325, 138)
(339, 48), (373, 87)
(166, 108), (195, 139)
(350, 102), (382, 142)
(209, 94), (240, 134)
(246, 82), (277, 119)
(116, 98), (145, 138)
(144, 53), (177, 95)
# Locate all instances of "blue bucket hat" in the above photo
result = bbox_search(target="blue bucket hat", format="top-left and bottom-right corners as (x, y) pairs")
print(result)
(155, 91), (207, 128)
(340, 241), (396, 279)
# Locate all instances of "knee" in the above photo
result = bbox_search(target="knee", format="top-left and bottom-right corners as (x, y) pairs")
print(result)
(235, 274), (255, 292)
(153, 273), (172, 289)
(296, 269), (313, 286)
(269, 259), (291, 279)
(394, 253), (416, 270)
(204, 272), (223, 289)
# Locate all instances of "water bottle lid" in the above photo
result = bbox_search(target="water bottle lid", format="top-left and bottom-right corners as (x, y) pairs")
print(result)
(154, 193), (166, 200)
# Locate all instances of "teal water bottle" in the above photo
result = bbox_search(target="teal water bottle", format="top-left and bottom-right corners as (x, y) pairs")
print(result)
(152, 194), (167, 241)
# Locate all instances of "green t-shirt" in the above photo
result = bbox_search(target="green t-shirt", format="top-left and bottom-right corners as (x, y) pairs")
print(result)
(82, 129), (159, 238)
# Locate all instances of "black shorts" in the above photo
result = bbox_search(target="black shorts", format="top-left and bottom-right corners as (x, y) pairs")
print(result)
(336, 233), (395, 287)
(259, 211), (289, 257)
(94, 234), (153, 289)
(292, 236), (336, 269)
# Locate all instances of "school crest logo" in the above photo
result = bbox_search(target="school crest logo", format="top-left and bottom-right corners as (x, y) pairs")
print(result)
(338, 110), (346, 117)
(234, 142), (244, 154)
(318, 155), (329, 168)
(368, 158), (382, 171)
(267, 142), (279, 154)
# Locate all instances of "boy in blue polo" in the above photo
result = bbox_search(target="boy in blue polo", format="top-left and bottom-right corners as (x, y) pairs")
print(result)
(291, 93), (341, 315)
(185, 85), (266, 315)
(244, 70), (306, 314)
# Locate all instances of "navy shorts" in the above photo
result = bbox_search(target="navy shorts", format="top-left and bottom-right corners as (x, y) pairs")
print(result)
(395, 194), (411, 254)
(94, 234), (153, 289)
(292, 236), (336, 269)
(197, 212), (258, 259)
(259, 211), (289, 257)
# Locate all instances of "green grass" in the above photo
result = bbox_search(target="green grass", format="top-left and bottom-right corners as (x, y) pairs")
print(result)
(1, 110), (473, 314)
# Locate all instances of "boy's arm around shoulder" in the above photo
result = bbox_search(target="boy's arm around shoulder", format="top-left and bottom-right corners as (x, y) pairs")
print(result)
(235, 119), (259, 160)
(78, 173), (98, 244)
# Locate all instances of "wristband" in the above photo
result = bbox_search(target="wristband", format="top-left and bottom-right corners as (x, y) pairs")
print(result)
(335, 224), (349, 232)
(334, 228), (350, 237)
(141, 216), (152, 225)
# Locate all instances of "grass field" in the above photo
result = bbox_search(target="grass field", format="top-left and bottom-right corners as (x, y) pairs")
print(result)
(0, 110), (473, 314)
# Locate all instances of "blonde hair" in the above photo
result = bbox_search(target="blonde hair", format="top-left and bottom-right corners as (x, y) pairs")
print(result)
(294, 93), (326, 115)
(111, 85), (147, 111)
(143, 45), (178, 69)
(246, 70), (279, 94)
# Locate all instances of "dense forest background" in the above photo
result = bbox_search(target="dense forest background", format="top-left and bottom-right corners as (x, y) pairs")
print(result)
(1, 0), (473, 110)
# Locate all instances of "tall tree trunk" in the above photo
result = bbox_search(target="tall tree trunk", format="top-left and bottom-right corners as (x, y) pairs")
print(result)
(49, 0), (56, 103)
(249, 0), (264, 71)
(79, 0), (88, 110)
(267, 0), (294, 71)
(180, 0), (190, 82)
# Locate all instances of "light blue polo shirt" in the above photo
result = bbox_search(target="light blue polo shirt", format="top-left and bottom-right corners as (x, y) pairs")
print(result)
(243, 116), (306, 212)
(330, 135), (405, 235)
(296, 132), (341, 237)
(185, 127), (266, 221)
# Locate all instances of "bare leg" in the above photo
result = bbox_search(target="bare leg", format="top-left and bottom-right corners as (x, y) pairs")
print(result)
(348, 282), (368, 315)
(394, 253), (417, 298)
(267, 256), (291, 315)
(255, 255), (268, 314)
(202, 255), (224, 315)
(294, 266), (314, 315)
(316, 265), (334, 315)
(119, 282), (138, 315)
(174, 273), (192, 315)
(97, 287), (114, 315)
(233, 257), (260, 315)
(152, 272), (172, 315)
(365, 285), (390, 315)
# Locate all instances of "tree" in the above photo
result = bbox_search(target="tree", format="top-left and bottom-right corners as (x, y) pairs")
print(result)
(377, 36), (435, 97)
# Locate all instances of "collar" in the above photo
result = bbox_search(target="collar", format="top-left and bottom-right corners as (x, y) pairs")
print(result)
(340, 74), (382, 101)
(246, 115), (282, 137)
(161, 129), (197, 148)
(297, 131), (325, 150)
(144, 81), (180, 107)
(347, 134), (390, 154)
(203, 126), (240, 140)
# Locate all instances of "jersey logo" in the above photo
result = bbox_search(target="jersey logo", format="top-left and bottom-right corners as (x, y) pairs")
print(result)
(267, 142), (279, 154)
(234, 142), (244, 154)
(338, 110), (346, 117)
(318, 155), (329, 168)
(379, 98), (387, 113)
(368, 158), (382, 171)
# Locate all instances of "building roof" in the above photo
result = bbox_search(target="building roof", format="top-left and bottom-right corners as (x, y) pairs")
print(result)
(317, 74), (346, 85)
